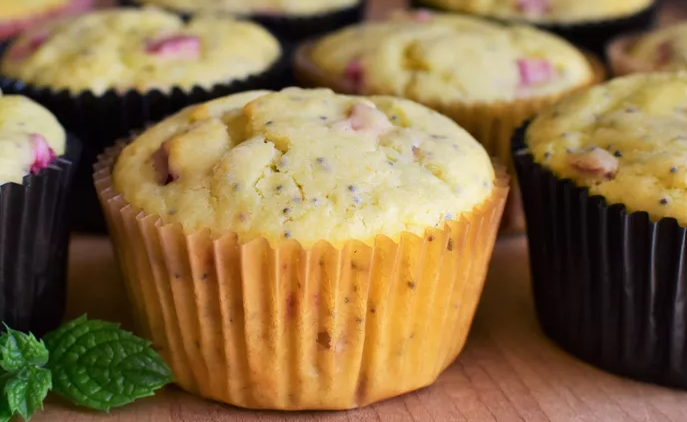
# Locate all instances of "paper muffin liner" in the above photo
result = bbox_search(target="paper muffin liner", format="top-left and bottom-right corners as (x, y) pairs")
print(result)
(0, 46), (290, 233)
(119, 0), (366, 43)
(513, 121), (687, 389)
(0, 0), (93, 41)
(293, 42), (606, 235)
(0, 135), (80, 337)
(94, 141), (509, 410)
(409, 0), (658, 59)
(607, 32), (657, 77)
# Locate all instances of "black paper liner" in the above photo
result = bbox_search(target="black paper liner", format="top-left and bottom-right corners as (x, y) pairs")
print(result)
(410, 0), (658, 59)
(512, 121), (687, 389)
(119, 0), (366, 43)
(0, 46), (290, 233)
(0, 135), (80, 338)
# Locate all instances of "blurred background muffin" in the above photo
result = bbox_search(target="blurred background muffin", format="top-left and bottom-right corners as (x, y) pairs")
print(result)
(409, 0), (658, 57)
(119, 0), (367, 43)
(0, 7), (287, 233)
(609, 22), (687, 76)
(514, 71), (687, 389)
(0, 92), (79, 337)
(294, 10), (604, 233)
(0, 0), (93, 41)
(95, 87), (508, 410)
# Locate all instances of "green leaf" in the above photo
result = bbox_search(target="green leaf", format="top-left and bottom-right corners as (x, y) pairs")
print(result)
(5, 366), (51, 420)
(0, 393), (13, 422)
(44, 316), (173, 412)
(0, 327), (49, 371)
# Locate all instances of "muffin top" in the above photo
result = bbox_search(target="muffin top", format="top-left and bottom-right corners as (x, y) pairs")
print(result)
(419, 0), (653, 24)
(0, 8), (281, 95)
(308, 12), (594, 103)
(526, 72), (687, 225)
(129, 0), (359, 17)
(1, 0), (70, 21)
(0, 93), (66, 187)
(113, 87), (496, 247)
(628, 23), (687, 72)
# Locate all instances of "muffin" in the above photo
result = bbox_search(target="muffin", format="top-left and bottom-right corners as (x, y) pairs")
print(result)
(95, 87), (509, 409)
(0, 92), (79, 337)
(410, 0), (658, 56)
(0, 7), (287, 232)
(0, 0), (92, 42)
(294, 10), (604, 233)
(609, 22), (687, 77)
(514, 71), (687, 389)
(120, 0), (366, 43)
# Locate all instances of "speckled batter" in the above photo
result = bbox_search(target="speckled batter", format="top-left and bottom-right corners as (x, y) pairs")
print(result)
(0, 93), (66, 186)
(113, 88), (496, 246)
(526, 72), (687, 225)
(628, 23), (687, 72)
(0, 8), (281, 95)
(130, 0), (359, 17)
(419, 0), (653, 23)
(308, 12), (594, 103)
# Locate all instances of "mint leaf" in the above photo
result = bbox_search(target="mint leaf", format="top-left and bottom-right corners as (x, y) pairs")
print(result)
(5, 366), (51, 420)
(0, 327), (52, 421)
(0, 327), (49, 371)
(0, 386), (12, 422)
(0, 399), (14, 422)
(44, 316), (173, 411)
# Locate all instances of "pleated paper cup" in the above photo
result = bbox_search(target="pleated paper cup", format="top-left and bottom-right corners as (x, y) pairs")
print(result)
(514, 121), (687, 390)
(0, 135), (80, 337)
(607, 33), (655, 77)
(293, 43), (605, 235)
(94, 141), (509, 410)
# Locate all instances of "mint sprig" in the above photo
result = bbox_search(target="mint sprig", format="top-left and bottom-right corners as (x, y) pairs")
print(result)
(44, 316), (173, 412)
(0, 316), (173, 421)
(0, 328), (51, 422)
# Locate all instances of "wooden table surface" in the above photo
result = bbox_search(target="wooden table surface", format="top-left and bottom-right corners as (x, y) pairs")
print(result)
(41, 0), (687, 421)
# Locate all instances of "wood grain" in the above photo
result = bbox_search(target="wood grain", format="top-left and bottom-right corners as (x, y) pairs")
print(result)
(44, 0), (687, 421)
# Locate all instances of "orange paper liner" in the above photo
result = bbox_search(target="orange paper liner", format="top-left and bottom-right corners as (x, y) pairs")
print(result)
(293, 43), (606, 235)
(607, 32), (655, 77)
(94, 142), (509, 410)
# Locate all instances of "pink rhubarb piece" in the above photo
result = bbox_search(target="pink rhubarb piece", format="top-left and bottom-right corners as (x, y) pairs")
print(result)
(344, 59), (365, 93)
(517, 58), (555, 86)
(516, 0), (550, 14)
(145, 34), (201, 59)
(151, 142), (178, 186)
(30, 134), (57, 175)
(657, 41), (674, 66)
(413, 9), (433, 22)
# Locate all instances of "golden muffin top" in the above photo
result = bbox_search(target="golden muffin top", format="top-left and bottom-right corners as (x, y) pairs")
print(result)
(628, 23), (687, 72)
(308, 11), (594, 103)
(419, 0), (653, 23)
(0, 8), (281, 95)
(129, 0), (359, 16)
(113, 88), (496, 247)
(526, 72), (687, 225)
(0, 93), (66, 187)
(1, 0), (70, 20)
